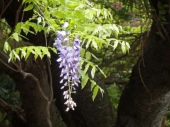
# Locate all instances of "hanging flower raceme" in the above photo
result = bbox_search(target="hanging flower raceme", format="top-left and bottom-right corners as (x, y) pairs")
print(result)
(54, 22), (81, 111)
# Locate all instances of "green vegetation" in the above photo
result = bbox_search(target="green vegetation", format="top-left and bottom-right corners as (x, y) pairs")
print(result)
(0, 0), (170, 127)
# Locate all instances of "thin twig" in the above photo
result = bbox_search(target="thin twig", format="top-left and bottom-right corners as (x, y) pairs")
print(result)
(44, 26), (53, 102)
(15, 2), (23, 25)
(44, 32), (48, 47)
(0, 98), (11, 111)
(138, 59), (149, 93)
(0, 58), (18, 72)
(0, 0), (5, 19)
(47, 58), (53, 102)
(0, 0), (13, 19)
(21, 3), (26, 22)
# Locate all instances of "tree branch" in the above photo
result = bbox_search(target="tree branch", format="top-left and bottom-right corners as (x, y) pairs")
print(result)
(0, 98), (11, 111)
(0, 0), (13, 19)
(0, 58), (18, 72)
(15, 2), (23, 25)
(19, 70), (53, 127)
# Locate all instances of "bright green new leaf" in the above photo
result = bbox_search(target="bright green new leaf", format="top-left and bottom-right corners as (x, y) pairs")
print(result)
(8, 48), (25, 62)
(81, 48), (85, 57)
(49, 47), (57, 54)
(90, 80), (96, 91)
(125, 42), (130, 51)
(3, 42), (11, 53)
(15, 48), (20, 55)
(37, 17), (42, 24)
(13, 33), (19, 42)
(85, 38), (91, 49)
(20, 48), (27, 59)
(91, 39), (98, 49)
(121, 41), (126, 53)
(113, 40), (119, 50)
(24, 4), (33, 11)
(83, 63), (90, 74)
(13, 51), (20, 60)
(96, 65), (106, 78)
(85, 51), (91, 60)
(41, 47), (51, 58)
(92, 86), (99, 101)
(99, 87), (104, 97)
(91, 66), (96, 79)
(81, 75), (89, 89)
(25, 47), (33, 60)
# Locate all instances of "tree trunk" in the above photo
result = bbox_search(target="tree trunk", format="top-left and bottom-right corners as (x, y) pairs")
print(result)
(115, 0), (170, 127)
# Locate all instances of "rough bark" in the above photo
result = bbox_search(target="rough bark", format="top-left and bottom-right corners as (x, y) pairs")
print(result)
(115, 0), (170, 127)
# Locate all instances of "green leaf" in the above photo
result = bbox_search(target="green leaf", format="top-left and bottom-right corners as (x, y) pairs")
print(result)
(49, 47), (57, 54)
(92, 86), (99, 101)
(91, 66), (96, 79)
(99, 87), (104, 97)
(81, 75), (89, 89)
(41, 47), (51, 58)
(8, 52), (13, 63)
(125, 42), (130, 51)
(21, 26), (34, 35)
(81, 48), (85, 57)
(34, 47), (41, 59)
(3, 42), (11, 53)
(91, 39), (98, 49)
(121, 41), (126, 53)
(85, 38), (91, 49)
(23, 4), (33, 11)
(11, 50), (20, 61)
(84, 63), (90, 74)
(90, 80), (96, 91)
(25, 47), (33, 60)
(20, 48), (26, 59)
(112, 24), (119, 38)
(85, 51), (91, 60)
(37, 17), (42, 24)
(15, 48), (20, 55)
(96, 65), (106, 78)
(13, 33), (19, 42)
(113, 40), (119, 50)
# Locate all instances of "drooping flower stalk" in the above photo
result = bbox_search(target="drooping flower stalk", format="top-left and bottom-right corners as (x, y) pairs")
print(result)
(54, 22), (81, 111)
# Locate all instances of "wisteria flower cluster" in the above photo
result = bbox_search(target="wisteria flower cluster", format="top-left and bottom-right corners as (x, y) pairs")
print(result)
(54, 22), (81, 111)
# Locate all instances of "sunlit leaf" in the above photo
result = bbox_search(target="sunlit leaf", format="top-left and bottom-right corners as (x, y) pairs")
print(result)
(24, 4), (33, 11)
(13, 33), (19, 42)
(113, 40), (119, 50)
(121, 41), (126, 53)
(91, 66), (96, 79)
(92, 86), (98, 101)
(3, 42), (11, 53)
(81, 75), (89, 89)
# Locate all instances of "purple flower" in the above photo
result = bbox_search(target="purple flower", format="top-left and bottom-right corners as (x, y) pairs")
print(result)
(54, 23), (81, 111)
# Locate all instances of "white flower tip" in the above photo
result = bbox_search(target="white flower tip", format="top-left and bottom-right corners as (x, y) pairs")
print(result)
(66, 107), (70, 112)
(62, 22), (69, 29)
